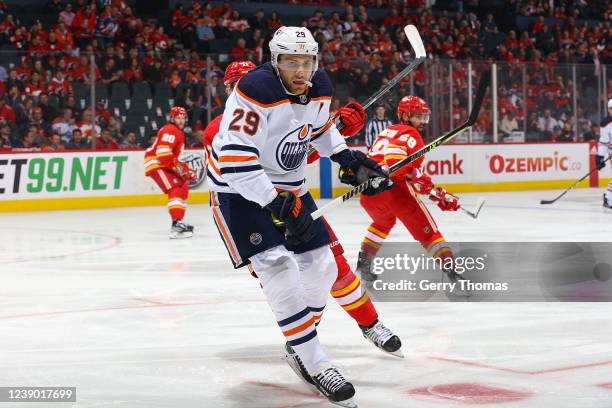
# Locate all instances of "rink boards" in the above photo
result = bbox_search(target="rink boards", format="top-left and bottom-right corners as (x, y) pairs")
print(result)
(0, 142), (609, 212)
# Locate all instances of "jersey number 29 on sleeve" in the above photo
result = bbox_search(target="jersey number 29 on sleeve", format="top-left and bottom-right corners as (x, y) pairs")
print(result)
(229, 108), (260, 136)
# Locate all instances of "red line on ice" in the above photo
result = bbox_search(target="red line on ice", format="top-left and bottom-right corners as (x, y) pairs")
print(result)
(0, 301), (213, 320)
(429, 356), (612, 375)
(3, 228), (121, 263)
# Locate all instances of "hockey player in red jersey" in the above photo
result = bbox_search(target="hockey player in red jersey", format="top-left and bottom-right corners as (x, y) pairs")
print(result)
(357, 96), (461, 280)
(145, 106), (196, 239)
(204, 60), (402, 358)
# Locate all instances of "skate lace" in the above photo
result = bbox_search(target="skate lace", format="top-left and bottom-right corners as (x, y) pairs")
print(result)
(316, 367), (347, 393)
(365, 322), (394, 347)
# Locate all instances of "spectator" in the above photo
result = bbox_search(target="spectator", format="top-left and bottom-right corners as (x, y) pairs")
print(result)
(65, 128), (88, 150)
(100, 58), (122, 85)
(17, 128), (39, 150)
(248, 9), (265, 30)
(95, 128), (119, 150)
(52, 108), (76, 143)
(124, 58), (143, 84)
(499, 110), (519, 137)
(77, 109), (101, 140)
(45, 0), (63, 15)
(266, 11), (282, 32)
(24, 72), (46, 99)
(195, 16), (215, 52)
(365, 104), (393, 148)
(38, 93), (58, 124)
(59, 3), (75, 26)
(106, 116), (122, 140)
(556, 121), (574, 142)
(120, 130), (139, 148)
(168, 69), (182, 91)
(0, 124), (12, 150)
(48, 70), (72, 97)
(0, 97), (16, 123)
(537, 109), (560, 136)
(5, 69), (23, 94)
(142, 59), (164, 85)
(176, 87), (195, 112)
(230, 38), (249, 61)
(483, 13), (497, 33)
(582, 123), (599, 142)
(43, 132), (66, 151)
(30, 107), (50, 135)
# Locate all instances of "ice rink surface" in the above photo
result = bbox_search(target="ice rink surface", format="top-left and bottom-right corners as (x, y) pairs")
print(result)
(1, 188), (612, 408)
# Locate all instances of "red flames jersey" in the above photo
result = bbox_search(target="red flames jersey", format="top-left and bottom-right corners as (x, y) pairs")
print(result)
(367, 123), (425, 181)
(203, 114), (223, 154)
(144, 123), (185, 175)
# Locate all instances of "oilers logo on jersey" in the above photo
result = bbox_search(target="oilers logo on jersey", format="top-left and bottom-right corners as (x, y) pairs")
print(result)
(277, 124), (313, 171)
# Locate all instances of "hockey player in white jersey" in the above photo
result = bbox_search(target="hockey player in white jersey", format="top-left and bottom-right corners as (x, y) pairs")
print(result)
(597, 98), (612, 209)
(208, 27), (390, 407)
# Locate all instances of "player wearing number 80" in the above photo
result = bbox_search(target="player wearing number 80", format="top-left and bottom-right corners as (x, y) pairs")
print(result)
(208, 26), (390, 408)
(144, 106), (197, 239)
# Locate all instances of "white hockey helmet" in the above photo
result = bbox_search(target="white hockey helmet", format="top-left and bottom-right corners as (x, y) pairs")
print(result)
(269, 26), (318, 82)
(608, 98), (612, 109)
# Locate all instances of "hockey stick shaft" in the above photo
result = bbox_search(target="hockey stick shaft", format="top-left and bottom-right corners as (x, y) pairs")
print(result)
(540, 155), (612, 205)
(308, 24), (425, 158)
(311, 71), (490, 220)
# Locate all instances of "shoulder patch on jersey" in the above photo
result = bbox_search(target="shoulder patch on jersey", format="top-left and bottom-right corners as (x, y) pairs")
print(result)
(600, 116), (612, 127)
(236, 63), (289, 108)
(309, 69), (333, 99)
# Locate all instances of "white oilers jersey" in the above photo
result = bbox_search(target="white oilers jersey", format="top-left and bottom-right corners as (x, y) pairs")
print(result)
(207, 62), (347, 207)
(599, 115), (612, 157)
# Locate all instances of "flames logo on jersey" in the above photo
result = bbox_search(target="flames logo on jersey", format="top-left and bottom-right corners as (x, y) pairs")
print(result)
(180, 151), (206, 189)
(276, 124), (312, 171)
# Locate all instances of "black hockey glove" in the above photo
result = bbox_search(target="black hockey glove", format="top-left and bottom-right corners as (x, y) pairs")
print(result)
(266, 191), (315, 243)
(331, 149), (391, 196)
(596, 155), (606, 170)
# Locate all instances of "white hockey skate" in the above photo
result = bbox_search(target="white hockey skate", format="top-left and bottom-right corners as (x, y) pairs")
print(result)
(360, 320), (404, 358)
(170, 220), (194, 239)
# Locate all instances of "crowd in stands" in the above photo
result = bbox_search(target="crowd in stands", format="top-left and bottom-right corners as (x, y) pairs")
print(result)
(0, 0), (610, 152)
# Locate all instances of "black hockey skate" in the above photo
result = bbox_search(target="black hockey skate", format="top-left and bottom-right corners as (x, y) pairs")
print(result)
(442, 266), (472, 297)
(356, 251), (376, 283)
(604, 193), (612, 209)
(312, 363), (357, 408)
(360, 320), (404, 358)
(170, 220), (194, 239)
(282, 343), (319, 395)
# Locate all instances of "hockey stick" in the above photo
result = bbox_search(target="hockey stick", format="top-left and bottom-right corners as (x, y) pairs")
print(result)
(539, 155), (612, 205)
(429, 191), (485, 219)
(307, 25), (426, 156)
(357, 25), (426, 112)
(460, 197), (486, 219)
(311, 70), (490, 220)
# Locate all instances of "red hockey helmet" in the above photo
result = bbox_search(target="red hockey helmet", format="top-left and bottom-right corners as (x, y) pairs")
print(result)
(169, 106), (187, 120)
(397, 96), (430, 123)
(223, 61), (256, 86)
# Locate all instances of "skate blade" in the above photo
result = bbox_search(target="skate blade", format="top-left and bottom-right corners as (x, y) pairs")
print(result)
(386, 348), (405, 358)
(330, 397), (358, 408)
(281, 354), (320, 396)
(169, 231), (194, 239)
